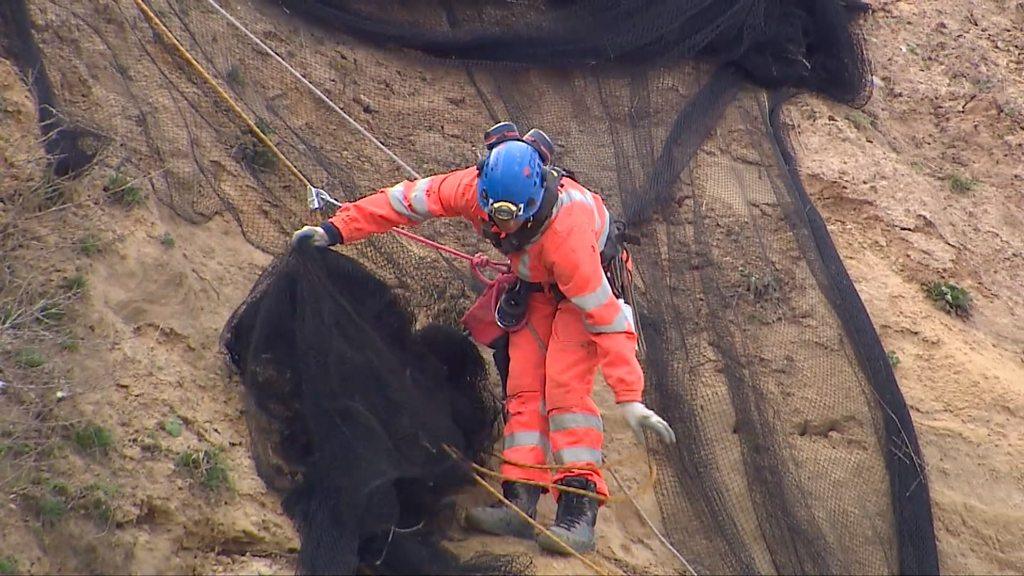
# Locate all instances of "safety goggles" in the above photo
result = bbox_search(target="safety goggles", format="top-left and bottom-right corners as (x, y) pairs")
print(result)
(485, 199), (525, 222)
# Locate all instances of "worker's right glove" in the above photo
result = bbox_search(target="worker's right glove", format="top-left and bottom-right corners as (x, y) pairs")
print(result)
(291, 225), (330, 248)
(618, 402), (677, 445)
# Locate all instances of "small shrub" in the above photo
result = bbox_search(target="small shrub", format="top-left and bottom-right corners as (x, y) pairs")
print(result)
(226, 64), (245, 88)
(63, 274), (88, 294)
(38, 302), (66, 323)
(846, 110), (874, 130)
(60, 335), (80, 352)
(73, 423), (114, 455)
(948, 173), (978, 194)
(0, 556), (18, 575)
(160, 232), (175, 248)
(887, 351), (901, 368)
(0, 443), (32, 458)
(15, 349), (45, 369)
(233, 117), (278, 173)
(163, 416), (183, 438)
(105, 172), (144, 207)
(253, 116), (276, 137)
(79, 234), (101, 256)
(38, 495), (67, 523)
(176, 447), (231, 491)
(80, 482), (118, 525)
(924, 281), (972, 317)
(739, 267), (781, 302)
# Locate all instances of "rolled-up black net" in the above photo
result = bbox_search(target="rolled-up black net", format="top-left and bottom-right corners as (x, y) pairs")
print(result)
(18, 0), (938, 573)
(221, 245), (527, 574)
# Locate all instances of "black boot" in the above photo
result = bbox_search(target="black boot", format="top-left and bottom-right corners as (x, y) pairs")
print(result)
(536, 477), (599, 554)
(466, 481), (543, 538)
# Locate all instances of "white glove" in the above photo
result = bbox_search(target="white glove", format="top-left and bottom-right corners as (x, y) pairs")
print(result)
(619, 402), (676, 444)
(291, 225), (329, 248)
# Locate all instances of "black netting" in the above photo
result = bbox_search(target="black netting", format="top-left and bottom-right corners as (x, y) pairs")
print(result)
(278, 0), (872, 105)
(15, 0), (939, 573)
(221, 245), (526, 574)
(0, 0), (103, 178)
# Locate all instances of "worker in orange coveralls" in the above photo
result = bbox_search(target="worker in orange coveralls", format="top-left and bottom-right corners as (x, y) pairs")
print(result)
(291, 122), (675, 554)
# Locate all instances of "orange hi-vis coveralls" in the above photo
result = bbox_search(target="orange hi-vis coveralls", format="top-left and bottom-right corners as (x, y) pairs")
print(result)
(326, 166), (644, 499)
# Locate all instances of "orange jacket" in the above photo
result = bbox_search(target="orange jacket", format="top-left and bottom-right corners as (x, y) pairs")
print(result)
(326, 167), (644, 403)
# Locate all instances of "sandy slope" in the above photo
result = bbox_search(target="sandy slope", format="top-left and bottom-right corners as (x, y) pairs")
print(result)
(1, 0), (1021, 574)
(790, 1), (1024, 572)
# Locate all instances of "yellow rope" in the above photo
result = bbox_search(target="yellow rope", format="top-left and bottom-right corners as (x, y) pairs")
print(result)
(133, 5), (656, 572)
(442, 445), (618, 576)
(131, 0), (311, 189)
(470, 461), (610, 503)
(487, 451), (658, 504)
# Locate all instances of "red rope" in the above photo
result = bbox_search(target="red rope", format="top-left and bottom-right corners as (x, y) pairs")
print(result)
(391, 228), (510, 282)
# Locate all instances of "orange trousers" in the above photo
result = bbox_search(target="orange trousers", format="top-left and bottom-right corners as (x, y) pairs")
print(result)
(499, 292), (609, 500)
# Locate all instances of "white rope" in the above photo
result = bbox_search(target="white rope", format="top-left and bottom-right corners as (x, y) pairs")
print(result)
(203, 0), (422, 180)
(607, 466), (699, 576)
(201, 6), (696, 573)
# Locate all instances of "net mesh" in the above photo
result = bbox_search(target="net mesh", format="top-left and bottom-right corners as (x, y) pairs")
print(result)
(11, 0), (938, 573)
(220, 245), (526, 574)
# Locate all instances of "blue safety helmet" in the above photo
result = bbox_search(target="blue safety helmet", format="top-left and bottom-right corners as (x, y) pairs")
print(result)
(477, 140), (546, 222)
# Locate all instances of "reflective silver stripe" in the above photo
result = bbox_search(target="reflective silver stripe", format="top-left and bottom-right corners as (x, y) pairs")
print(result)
(570, 280), (613, 313)
(565, 189), (594, 208)
(586, 305), (634, 334)
(597, 206), (611, 252)
(408, 178), (432, 219)
(549, 413), (603, 433)
(504, 431), (545, 450)
(517, 253), (532, 280)
(386, 183), (422, 222)
(553, 447), (603, 465)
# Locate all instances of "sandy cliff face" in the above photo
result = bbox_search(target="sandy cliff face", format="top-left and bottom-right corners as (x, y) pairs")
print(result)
(0, 0), (1020, 573)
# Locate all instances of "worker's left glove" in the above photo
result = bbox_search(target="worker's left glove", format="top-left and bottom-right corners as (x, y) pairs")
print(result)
(618, 402), (676, 445)
(291, 225), (329, 248)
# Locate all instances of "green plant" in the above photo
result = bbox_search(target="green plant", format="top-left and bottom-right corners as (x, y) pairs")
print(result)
(79, 234), (101, 256)
(253, 116), (276, 137)
(163, 416), (183, 438)
(63, 274), (88, 294)
(160, 232), (175, 248)
(105, 172), (144, 207)
(37, 301), (66, 323)
(73, 423), (114, 455)
(176, 447), (231, 491)
(38, 495), (67, 523)
(0, 442), (32, 458)
(233, 116), (278, 172)
(81, 482), (118, 525)
(60, 334), (80, 352)
(947, 173), (978, 194)
(15, 349), (45, 369)
(924, 281), (972, 317)
(0, 556), (18, 575)
(226, 64), (245, 88)
(739, 267), (781, 302)
(887, 351), (901, 368)
(846, 110), (874, 130)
